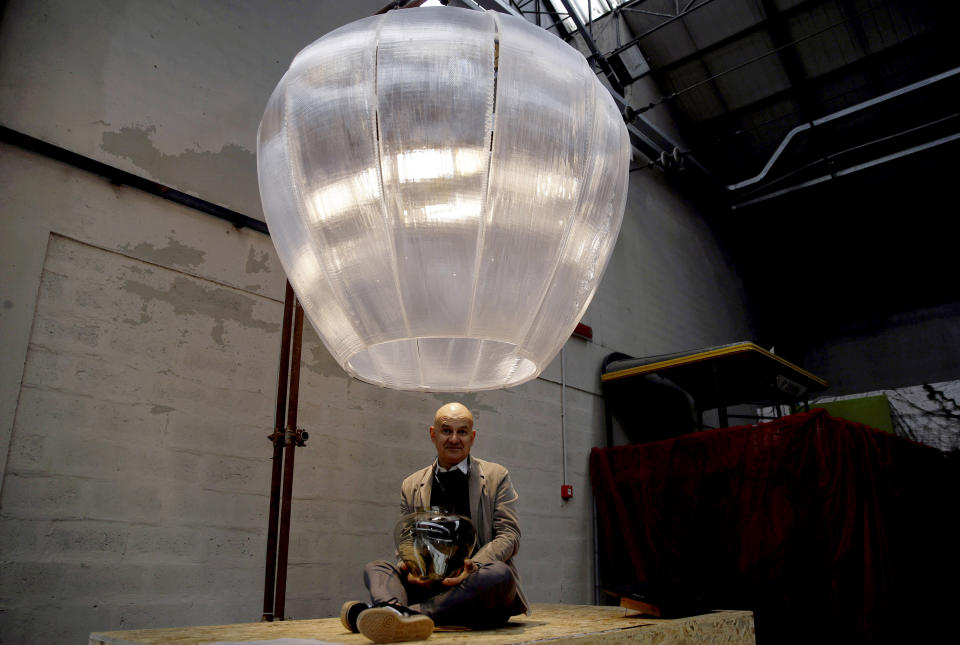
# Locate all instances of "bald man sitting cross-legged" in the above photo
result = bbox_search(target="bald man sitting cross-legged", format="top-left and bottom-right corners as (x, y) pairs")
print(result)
(341, 402), (529, 643)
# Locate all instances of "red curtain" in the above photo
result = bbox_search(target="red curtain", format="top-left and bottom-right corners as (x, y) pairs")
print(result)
(590, 409), (957, 643)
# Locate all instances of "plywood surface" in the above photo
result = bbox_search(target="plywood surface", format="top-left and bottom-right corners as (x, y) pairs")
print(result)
(90, 604), (755, 645)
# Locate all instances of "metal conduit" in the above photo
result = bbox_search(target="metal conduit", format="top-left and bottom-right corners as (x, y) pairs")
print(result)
(731, 130), (960, 209)
(727, 66), (960, 191)
(560, 346), (567, 487)
(0, 125), (268, 235)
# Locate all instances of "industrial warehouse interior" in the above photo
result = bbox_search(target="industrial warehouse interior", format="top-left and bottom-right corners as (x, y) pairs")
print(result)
(1, 1), (957, 644)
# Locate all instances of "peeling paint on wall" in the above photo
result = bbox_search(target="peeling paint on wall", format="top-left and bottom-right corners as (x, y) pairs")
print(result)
(245, 247), (270, 274)
(122, 310), (152, 327)
(122, 276), (279, 348)
(304, 344), (342, 379)
(211, 321), (226, 346)
(299, 327), (342, 379)
(121, 237), (206, 268)
(429, 392), (500, 417)
(100, 125), (258, 211)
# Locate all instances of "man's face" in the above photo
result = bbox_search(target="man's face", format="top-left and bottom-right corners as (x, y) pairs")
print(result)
(429, 404), (475, 469)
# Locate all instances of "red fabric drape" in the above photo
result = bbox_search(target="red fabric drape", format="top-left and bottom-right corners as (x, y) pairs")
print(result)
(590, 409), (957, 644)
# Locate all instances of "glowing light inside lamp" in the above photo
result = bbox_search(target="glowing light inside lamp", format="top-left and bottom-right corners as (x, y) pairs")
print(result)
(257, 7), (630, 391)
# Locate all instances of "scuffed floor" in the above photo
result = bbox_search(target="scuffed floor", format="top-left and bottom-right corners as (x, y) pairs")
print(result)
(90, 604), (755, 645)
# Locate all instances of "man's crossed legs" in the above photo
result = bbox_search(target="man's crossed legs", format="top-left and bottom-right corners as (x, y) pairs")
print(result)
(342, 560), (518, 642)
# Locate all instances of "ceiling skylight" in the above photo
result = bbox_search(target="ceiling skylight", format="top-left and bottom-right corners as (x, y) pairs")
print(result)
(547, 0), (628, 34)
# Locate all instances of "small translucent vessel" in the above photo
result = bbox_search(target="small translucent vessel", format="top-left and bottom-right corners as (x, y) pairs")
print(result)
(394, 508), (477, 581)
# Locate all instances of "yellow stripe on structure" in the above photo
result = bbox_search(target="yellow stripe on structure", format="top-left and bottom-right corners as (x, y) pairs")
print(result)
(600, 342), (828, 387)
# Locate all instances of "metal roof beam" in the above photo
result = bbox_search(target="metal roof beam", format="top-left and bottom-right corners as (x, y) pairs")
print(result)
(646, 0), (822, 80)
(557, 0), (626, 93)
(678, 28), (950, 179)
(604, 0), (719, 60)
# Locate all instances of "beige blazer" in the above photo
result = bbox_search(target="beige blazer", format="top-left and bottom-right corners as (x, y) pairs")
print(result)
(400, 456), (529, 614)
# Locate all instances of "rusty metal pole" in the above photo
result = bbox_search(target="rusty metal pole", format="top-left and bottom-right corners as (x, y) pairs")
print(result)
(262, 281), (296, 621)
(273, 300), (305, 621)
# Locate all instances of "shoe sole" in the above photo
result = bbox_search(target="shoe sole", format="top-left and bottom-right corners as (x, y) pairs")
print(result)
(357, 607), (434, 643)
(340, 600), (363, 633)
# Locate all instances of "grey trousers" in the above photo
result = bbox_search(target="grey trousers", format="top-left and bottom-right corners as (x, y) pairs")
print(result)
(363, 559), (518, 626)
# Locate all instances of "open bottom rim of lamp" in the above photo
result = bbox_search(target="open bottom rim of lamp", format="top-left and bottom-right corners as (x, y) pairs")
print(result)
(346, 337), (539, 391)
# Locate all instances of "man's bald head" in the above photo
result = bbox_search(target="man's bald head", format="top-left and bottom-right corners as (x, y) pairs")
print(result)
(430, 402), (476, 469)
(433, 402), (474, 429)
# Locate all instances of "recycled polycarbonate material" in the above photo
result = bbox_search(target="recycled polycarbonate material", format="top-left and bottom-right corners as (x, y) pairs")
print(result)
(258, 7), (630, 391)
(394, 509), (477, 581)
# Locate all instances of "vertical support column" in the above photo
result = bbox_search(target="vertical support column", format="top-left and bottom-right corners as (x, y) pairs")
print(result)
(273, 301), (305, 621)
(713, 363), (728, 428)
(262, 281), (295, 622)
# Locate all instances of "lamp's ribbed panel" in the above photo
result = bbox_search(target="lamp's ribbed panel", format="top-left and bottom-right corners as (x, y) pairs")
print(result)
(258, 80), (366, 362)
(522, 89), (631, 363)
(283, 17), (414, 370)
(377, 8), (496, 345)
(472, 14), (596, 346)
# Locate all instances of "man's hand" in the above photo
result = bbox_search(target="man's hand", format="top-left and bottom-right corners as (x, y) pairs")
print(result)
(441, 558), (476, 587)
(398, 561), (433, 587)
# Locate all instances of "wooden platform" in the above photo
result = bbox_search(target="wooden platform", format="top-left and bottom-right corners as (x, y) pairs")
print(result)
(90, 603), (755, 645)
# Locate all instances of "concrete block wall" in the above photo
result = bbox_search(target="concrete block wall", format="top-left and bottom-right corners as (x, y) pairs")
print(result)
(0, 2), (755, 642)
(0, 147), (286, 643)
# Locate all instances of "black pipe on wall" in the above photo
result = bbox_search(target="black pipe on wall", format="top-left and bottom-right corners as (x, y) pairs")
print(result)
(0, 124), (269, 236)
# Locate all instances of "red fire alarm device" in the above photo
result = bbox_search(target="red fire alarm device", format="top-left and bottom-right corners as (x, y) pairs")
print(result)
(561, 484), (573, 500)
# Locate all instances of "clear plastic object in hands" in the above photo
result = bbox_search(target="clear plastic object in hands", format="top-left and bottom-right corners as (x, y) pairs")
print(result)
(394, 509), (477, 581)
(258, 6), (630, 391)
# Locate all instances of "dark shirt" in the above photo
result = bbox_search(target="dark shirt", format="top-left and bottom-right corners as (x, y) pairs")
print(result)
(430, 467), (471, 518)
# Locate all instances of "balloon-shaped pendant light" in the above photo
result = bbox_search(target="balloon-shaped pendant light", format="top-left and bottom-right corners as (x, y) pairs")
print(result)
(257, 7), (630, 392)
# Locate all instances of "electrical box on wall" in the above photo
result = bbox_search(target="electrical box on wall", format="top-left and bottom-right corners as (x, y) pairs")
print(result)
(561, 484), (573, 500)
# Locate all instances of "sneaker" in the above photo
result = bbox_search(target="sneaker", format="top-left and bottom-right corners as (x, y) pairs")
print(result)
(340, 600), (369, 633)
(357, 603), (434, 643)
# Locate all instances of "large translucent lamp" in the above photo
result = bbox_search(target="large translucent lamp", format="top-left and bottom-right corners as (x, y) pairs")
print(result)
(257, 7), (630, 392)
